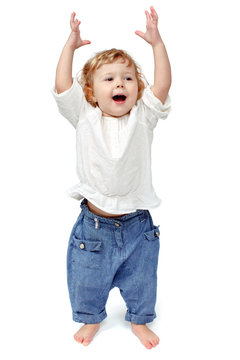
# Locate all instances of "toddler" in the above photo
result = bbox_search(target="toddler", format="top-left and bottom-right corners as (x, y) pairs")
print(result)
(52, 6), (171, 350)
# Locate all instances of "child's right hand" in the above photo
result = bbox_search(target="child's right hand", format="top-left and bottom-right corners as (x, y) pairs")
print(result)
(67, 12), (91, 50)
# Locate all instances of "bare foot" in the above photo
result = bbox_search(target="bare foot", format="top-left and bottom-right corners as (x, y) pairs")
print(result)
(74, 323), (100, 346)
(131, 323), (160, 349)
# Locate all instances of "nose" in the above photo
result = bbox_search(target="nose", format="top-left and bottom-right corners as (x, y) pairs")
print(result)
(116, 78), (124, 88)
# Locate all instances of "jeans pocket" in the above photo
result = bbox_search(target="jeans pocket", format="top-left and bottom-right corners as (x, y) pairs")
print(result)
(143, 225), (160, 241)
(143, 225), (160, 265)
(71, 234), (102, 269)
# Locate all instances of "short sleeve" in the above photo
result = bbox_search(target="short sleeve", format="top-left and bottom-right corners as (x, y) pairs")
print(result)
(51, 78), (87, 128)
(139, 85), (171, 129)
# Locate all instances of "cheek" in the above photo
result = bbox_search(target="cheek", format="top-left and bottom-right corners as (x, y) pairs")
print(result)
(93, 88), (104, 104)
(131, 82), (139, 95)
(131, 86), (139, 101)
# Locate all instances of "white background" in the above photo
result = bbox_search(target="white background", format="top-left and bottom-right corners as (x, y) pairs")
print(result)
(0, 0), (240, 359)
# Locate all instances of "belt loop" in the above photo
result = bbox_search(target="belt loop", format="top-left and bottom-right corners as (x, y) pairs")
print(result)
(138, 210), (147, 223)
(115, 229), (123, 248)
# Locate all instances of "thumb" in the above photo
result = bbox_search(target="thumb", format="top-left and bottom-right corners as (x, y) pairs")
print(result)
(81, 40), (91, 46)
(135, 30), (145, 40)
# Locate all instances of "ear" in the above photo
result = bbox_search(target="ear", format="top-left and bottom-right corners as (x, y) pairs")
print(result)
(89, 88), (97, 103)
(86, 86), (98, 105)
(92, 95), (97, 103)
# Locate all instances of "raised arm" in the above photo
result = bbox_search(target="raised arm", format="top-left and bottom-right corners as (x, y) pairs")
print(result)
(55, 12), (91, 94)
(135, 6), (171, 104)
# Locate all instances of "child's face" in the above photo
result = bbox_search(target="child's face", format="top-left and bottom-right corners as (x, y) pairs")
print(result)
(92, 59), (139, 117)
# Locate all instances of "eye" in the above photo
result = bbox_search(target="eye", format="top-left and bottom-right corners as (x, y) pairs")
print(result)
(125, 77), (132, 81)
(105, 77), (113, 81)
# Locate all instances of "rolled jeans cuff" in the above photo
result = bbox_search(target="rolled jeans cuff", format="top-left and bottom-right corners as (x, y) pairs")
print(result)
(125, 311), (156, 325)
(72, 309), (107, 324)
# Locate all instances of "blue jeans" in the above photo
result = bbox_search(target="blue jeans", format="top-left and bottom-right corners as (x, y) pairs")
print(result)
(67, 198), (160, 325)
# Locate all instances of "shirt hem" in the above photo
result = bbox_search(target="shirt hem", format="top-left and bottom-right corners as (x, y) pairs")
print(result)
(65, 186), (161, 214)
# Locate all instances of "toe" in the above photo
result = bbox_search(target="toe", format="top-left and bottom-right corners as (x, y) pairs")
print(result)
(144, 341), (153, 350)
(152, 337), (159, 347)
(82, 337), (91, 346)
(74, 334), (84, 343)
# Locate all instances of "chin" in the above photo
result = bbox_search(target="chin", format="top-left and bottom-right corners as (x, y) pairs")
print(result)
(113, 111), (130, 117)
(113, 107), (132, 117)
(102, 105), (132, 117)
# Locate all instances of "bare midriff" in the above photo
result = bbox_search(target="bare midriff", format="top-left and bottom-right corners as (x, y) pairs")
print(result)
(87, 200), (127, 218)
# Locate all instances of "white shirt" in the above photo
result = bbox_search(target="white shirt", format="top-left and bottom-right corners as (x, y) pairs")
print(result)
(101, 115), (129, 159)
(52, 78), (171, 214)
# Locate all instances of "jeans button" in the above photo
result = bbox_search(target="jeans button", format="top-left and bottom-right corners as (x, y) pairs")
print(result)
(154, 231), (159, 237)
(114, 222), (120, 227)
(79, 243), (85, 249)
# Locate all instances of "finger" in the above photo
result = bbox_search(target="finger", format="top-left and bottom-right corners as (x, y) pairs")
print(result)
(71, 12), (75, 22)
(73, 18), (81, 31)
(150, 6), (158, 20)
(145, 10), (151, 25)
(150, 6), (157, 14)
(70, 12), (76, 27)
(149, 8), (154, 22)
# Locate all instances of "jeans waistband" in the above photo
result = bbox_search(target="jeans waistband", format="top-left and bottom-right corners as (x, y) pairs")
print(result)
(80, 198), (149, 226)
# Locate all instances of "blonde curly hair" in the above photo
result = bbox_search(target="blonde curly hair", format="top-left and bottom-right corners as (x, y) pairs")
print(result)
(77, 48), (146, 107)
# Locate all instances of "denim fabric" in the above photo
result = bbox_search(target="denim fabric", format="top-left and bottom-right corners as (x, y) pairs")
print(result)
(67, 198), (160, 325)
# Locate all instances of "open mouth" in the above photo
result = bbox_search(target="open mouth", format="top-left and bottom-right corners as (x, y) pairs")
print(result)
(112, 94), (127, 103)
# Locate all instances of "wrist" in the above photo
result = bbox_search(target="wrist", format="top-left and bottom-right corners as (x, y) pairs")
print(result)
(65, 32), (79, 52)
(64, 39), (75, 51)
(152, 39), (164, 49)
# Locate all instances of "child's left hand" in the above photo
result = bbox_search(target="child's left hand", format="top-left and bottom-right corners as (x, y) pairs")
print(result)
(135, 6), (162, 47)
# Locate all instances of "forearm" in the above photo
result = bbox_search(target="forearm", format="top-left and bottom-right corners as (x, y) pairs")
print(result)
(55, 41), (75, 94)
(152, 41), (172, 102)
